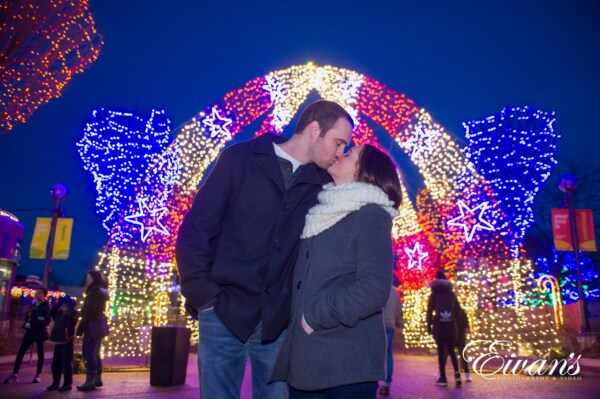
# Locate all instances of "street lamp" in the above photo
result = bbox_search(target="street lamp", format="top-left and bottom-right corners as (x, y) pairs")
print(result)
(43, 183), (68, 287)
(558, 174), (591, 333)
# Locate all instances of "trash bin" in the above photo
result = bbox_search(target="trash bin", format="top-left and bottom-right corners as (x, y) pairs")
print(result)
(150, 326), (191, 386)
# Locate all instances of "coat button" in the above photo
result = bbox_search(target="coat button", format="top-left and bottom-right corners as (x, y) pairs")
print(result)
(265, 286), (272, 294)
(283, 203), (289, 211)
(306, 251), (309, 259)
(273, 240), (281, 251)
(296, 281), (302, 290)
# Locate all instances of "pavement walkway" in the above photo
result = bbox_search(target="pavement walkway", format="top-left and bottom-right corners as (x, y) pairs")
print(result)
(1, 352), (599, 399)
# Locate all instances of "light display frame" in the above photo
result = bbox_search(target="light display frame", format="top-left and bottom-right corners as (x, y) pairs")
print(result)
(79, 63), (561, 359)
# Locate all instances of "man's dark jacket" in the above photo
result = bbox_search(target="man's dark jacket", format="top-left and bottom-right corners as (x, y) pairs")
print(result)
(426, 278), (460, 340)
(176, 133), (331, 342)
(23, 301), (50, 341)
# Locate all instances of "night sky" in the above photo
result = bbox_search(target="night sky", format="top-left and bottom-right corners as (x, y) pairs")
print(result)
(1, 0), (599, 286)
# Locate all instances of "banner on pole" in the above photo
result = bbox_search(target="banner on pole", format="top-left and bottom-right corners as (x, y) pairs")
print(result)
(576, 209), (597, 252)
(30, 218), (52, 259)
(551, 209), (597, 252)
(29, 217), (74, 259)
(52, 218), (73, 260)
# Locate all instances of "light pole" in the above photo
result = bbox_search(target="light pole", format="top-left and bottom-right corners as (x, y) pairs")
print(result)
(558, 174), (591, 333)
(43, 183), (68, 288)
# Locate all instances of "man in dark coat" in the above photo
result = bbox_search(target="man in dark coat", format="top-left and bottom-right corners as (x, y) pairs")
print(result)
(426, 270), (462, 387)
(4, 287), (50, 384)
(176, 100), (353, 399)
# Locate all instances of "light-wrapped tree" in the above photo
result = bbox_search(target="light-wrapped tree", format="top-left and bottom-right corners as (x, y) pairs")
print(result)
(0, 0), (102, 133)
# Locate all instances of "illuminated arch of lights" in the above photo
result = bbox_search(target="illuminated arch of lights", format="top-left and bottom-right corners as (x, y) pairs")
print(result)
(80, 63), (560, 358)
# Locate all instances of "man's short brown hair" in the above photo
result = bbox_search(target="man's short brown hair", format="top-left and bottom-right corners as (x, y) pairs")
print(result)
(294, 100), (354, 136)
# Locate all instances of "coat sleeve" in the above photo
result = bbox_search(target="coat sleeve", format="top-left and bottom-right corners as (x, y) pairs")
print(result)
(304, 205), (393, 331)
(455, 296), (467, 329)
(30, 302), (51, 329)
(393, 292), (403, 324)
(175, 146), (237, 313)
(77, 292), (92, 335)
(65, 308), (77, 341)
(50, 302), (60, 319)
(426, 293), (434, 332)
(77, 290), (103, 335)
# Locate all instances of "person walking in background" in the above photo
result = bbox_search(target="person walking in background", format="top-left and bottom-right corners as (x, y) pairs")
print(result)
(456, 305), (472, 382)
(270, 144), (402, 399)
(426, 270), (462, 387)
(76, 271), (110, 391)
(47, 295), (78, 391)
(176, 100), (353, 399)
(378, 285), (403, 396)
(4, 287), (50, 384)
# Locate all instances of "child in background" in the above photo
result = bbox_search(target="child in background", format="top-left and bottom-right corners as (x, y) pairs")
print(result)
(46, 295), (78, 392)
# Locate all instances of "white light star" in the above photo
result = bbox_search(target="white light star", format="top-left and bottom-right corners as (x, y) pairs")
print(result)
(124, 198), (169, 242)
(447, 200), (495, 242)
(339, 76), (362, 103)
(404, 241), (429, 270)
(271, 111), (287, 131)
(262, 76), (285, 103)
(404, 126), (435, 159)
(202, 107), (232, 139)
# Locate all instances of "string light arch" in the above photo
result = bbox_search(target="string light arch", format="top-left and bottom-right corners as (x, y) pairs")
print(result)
(80, 63), (559, 358)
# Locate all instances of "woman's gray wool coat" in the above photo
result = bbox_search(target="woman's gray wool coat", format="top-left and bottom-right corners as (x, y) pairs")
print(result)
(270, 203), (394, 391)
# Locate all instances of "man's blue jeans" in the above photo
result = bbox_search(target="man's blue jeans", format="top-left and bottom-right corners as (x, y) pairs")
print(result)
(383, 327), (395, 386)
(198, 309), (287, 399)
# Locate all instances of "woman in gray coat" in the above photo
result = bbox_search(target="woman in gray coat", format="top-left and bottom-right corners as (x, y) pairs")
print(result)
(271, 144), (402, 399)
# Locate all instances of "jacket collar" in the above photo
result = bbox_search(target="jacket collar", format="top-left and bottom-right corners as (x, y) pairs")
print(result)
(430, 278), (454, 291)
(250, 133), (287, 154)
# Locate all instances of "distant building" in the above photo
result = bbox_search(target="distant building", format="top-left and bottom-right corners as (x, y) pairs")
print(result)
(0, 210), (24, 329)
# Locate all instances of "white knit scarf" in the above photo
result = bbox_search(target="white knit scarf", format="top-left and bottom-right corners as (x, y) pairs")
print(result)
(301, 182), (399, 239)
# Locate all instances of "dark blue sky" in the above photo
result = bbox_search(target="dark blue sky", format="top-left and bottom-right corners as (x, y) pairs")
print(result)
(1, 0), (599, 285)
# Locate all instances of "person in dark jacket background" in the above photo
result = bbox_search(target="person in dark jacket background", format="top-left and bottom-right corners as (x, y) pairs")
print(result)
(76, 270), (109, 391)
(4, 287), (50, 384)
(455, 306), (472, 382)
(47, 295), (78, 391)
(176, 100), (353, 399)
(426, 270), (462, 387)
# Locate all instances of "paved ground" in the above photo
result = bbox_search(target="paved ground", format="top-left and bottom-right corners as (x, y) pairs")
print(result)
(1, 352), (599, 398)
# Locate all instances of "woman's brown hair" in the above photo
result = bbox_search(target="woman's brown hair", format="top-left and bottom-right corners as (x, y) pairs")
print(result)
(356, 144), (402, 208)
